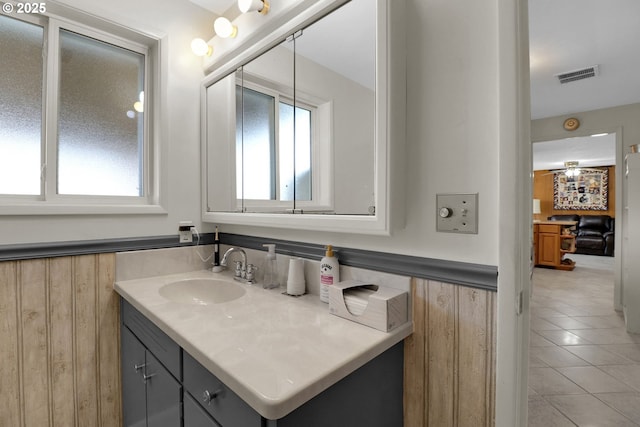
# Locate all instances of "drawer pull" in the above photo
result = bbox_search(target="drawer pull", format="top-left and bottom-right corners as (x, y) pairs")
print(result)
(202, 389), (221, 404)
(134, 363), (146, 372)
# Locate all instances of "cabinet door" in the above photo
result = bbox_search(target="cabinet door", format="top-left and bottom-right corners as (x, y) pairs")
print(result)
(184, 391), (221, 427)
(538, 233), (560, 266)
(146, 351), (182, 427)
(122, 327), (147, 427)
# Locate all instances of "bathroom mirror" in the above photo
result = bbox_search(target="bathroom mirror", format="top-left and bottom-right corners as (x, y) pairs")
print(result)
(201, 0), (404, 234)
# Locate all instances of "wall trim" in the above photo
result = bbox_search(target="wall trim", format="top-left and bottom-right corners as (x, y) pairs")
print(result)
(0, 233), (497, 291)
(223, 234), (498, 291)
(0, 235), (213, 262)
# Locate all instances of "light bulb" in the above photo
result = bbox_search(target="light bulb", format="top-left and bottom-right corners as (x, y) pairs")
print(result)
(238, 0), (269, 14)
(133, 101), (143, 113)
(191, 38), (213, 57)
(214, 17), (237, 38)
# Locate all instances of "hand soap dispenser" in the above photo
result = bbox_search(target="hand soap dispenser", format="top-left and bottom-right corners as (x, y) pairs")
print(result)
(262, 244), (279, 289)
(320, 245), (340, 303)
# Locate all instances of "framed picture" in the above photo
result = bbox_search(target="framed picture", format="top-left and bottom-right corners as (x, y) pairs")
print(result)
(553, 168), (608, 210)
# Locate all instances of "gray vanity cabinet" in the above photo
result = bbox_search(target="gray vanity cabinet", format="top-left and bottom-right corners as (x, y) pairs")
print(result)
(121, 303), (182, 427)
(121, 299), (403, 427)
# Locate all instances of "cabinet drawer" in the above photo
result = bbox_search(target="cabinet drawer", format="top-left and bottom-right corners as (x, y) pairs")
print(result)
(538, 224), (560, 233)
(183, 351), (261, 427)
(184, 391), (221, 427)
(121, 299), (181, 380)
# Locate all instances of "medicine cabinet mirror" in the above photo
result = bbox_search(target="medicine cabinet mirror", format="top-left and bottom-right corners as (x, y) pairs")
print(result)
(201, 0), (404, 234)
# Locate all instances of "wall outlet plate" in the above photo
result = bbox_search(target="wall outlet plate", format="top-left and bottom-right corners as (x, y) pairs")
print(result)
(179, 221), (194, 243)
(179, 230), (193, 243)
(436, 193), (479, 234)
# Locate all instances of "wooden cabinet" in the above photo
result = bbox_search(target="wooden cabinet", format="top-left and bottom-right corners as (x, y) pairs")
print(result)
(533, 221), (577, 270)
(121, 299), (403, 427)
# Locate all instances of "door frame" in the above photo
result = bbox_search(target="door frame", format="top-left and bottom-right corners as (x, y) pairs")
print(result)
(495, 0), (532, 425)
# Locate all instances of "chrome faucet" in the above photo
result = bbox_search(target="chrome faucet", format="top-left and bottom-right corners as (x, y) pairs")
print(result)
(219, 247), (247, 279)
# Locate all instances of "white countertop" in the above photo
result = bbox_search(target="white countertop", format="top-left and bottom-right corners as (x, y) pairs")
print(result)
(115, 269), (412, 420)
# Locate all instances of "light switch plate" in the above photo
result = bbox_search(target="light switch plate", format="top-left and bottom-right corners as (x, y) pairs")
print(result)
(436, 193), (478, 234)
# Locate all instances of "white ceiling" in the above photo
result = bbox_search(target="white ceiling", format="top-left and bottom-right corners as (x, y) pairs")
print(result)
(529, 0), (640, 120)
(529, 0), (640, 167)
(189, 0), (235, 15)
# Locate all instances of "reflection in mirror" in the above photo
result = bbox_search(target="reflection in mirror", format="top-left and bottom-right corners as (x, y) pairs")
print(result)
(206, 70), (237, 212)
(294, 0), (376, 214)
(235, 79), (276, 200)
(205, 0), (377, 216)
(238, 38), (295, 211)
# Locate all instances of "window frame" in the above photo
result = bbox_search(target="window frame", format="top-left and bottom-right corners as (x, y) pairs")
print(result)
(0, 3), (164, 215)
(235, 74), (333, 213)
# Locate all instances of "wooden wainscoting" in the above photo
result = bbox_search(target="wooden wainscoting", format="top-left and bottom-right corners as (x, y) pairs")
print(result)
(404, 278), (497, 426)
(0, 254), (121, 427)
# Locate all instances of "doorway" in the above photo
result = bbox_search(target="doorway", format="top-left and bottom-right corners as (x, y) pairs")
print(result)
(527, 133), (637, 425)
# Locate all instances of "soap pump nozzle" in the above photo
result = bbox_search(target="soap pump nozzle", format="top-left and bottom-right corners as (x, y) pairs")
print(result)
(263, 244), (277, 259)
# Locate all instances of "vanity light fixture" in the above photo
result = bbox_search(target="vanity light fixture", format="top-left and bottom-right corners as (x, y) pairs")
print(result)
(191, 38), (213, 57)
(238, 0), (270, 15)
(214, 17), (238, 38)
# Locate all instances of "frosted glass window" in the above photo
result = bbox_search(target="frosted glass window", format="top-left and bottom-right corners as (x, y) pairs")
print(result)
(0, 15), (43, 195)
(279, 103), (311, 201)
(58, 30), (144, 196)
(236, 86), (276, 200)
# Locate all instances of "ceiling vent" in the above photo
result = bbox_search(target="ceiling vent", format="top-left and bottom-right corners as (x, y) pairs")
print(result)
(555, 65), (600, 84)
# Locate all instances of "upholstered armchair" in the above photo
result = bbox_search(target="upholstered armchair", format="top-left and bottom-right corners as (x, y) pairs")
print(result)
(575, 215), (615, 256)
(548, 214), (614, 256)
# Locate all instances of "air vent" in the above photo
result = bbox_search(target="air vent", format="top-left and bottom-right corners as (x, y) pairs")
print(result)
(555, 65), (600, 84)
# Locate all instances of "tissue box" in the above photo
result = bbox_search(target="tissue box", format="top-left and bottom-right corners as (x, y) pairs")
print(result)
(328, 280), (408, 332)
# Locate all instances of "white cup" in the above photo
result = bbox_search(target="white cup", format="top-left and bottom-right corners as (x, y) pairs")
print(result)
(287, 258), (306, 295)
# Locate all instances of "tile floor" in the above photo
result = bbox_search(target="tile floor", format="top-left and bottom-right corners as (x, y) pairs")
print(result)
(528, 254), (640, 426)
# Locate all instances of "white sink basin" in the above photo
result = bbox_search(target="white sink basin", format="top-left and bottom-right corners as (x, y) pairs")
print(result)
(159, 278), (246, 305)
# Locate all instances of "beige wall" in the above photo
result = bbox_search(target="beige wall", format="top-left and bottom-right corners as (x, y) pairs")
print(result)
(532, 103), (640, 151)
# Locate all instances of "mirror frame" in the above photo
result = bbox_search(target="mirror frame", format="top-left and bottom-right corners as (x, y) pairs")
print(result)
(200, 0), (405, 235)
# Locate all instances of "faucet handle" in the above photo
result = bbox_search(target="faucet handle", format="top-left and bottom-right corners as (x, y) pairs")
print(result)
(233, 260), (243, 277)
(246, 264), (258, 282)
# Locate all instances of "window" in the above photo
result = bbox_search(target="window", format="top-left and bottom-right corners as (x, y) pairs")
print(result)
(0, 14), (43, 196)
(235, 80), (318, 208)
(57, 29), (145, 197)
(0, 6), (160, 214)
